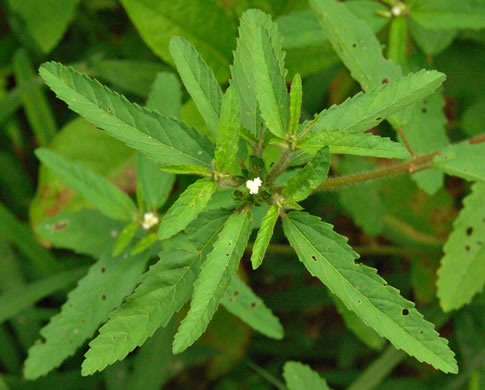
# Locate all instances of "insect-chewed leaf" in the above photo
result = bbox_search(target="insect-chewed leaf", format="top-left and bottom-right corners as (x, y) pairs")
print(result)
(251, 205), (279, 270)
(24, 250), (152, 380)
(283, 147), (330, 202)
(215, 86), (241, 173)
(82, 209), (231, 375)
(433, 141), (485, 182)
(251, 22), (289, 138)
(303, 70), (445, 135)
(283, 361), (332, 390)
(437, 183), (485, 312)
(221, 274), (283, 339)
(310, 0), (401, 91)
(282, 211), (458, 374)
(172, 209), (252, 354)
(158, 178), (217, 241)
(39, 62), (214, 169)
(169, 37), (223, 138)
(299, 131), (409, 159)
(35, 148), (137, 222)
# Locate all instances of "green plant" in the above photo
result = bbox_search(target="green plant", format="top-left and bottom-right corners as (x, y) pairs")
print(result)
(2, 0), (485, 388)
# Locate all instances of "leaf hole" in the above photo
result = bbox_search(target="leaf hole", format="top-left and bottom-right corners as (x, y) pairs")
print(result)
(225, 253), (230, 257)
(382, 78), (389, 84)
(376, 117), (382, 121)
(466, 227), (473, 236)
(357, 299), (362, 304)
(311, 255), (317, 261)
(101, 294), (106, 300)
(101, 267), (106, 273)
(233, 290), (240, 297)
(465, 245), (471, 252)
(250, 302), (257, 308)
(402, 309), (410, 316)
(421, 107), (427, 114)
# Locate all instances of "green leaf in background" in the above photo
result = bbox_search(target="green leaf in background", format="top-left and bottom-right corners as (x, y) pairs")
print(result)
(158, 178), (217, 241)
(120, 0), (236, 82)
(36, 149), (137, 222)
(221, 274), (283, 339)
(288, 73), (302, 135)
(7, 0), (80, 53)
(310, 0), (401, 91)
(299, 132), (409, 159)
(215, 86), (241, 173)
(408, 21), (457, 56)
(303, 70), (446, 134)
(282, 211), (458, 374)
(437, 182), (485, 311)
(39, 62), (214, 170)
(169, 36), (223, 139)
(283, 361), (332, 390)
(252, 23), (289, 138)
(30, 117), (136, 227)
(82, 209), (230, 375)
(462, 99), (485, 137)
(283, 147), (330, 202)
(12, 49), (57, 146)
(24, 250), (152, 380)
(146, 71), (182, 117)
(387, 17), (408, 66)
(433, 141), (485, 182)
(411, 0), (485, 30)
(35, 210), (123, 257)
(137, 154), (175, 210)
(112, 222), (139, 256)
(173, 209), (252, 354)
(0, 267), (87, 326)
(251, 205), (279, 270)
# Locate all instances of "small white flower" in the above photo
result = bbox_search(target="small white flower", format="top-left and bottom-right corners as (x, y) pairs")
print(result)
(391, 5), (402, 15)
(142, 212), (159, 230)
(246, 177), (262, 195)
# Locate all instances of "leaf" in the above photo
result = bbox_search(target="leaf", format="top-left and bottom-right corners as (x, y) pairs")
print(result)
(0, 267), (87, 326)
(112, 222), (139, 256)
(36, 148), (137, 222)
(409, 21), (456, 56)
(24, 250), (152, 380)
(299, 131), (410, 159)
(35, 210), (124, 257)
(215, 87), (241, 173)
(252, 24), (290, 138)
(302, 70), (446, 135)
(12, 49), (57, 146)
(437, 182), (485, 311)
(221, 274), (283, 339)
(433, 141), (485, 182)
(283, 361), (332, 390)
(283, 147), (330, 202)
(82, 209), (230, 375)
(39, 62), (214, 170)
(387, 17), (408, 65)
(7, 0), (80, 53)
(173, 209), (252, 354)
(119, 0), (235, 81)
(137, 153), (175, 210)
(169, 36), (223, 138)
(288, 73), (302, 135)
(158, 178), (217, 241)
(282, 211), (458, 374)
(310, 0), (401, 91)
(131, 232), (158, 255)
(411, 0), (485, 30)
(146, 71), (182, 116)
(251, 205), (279, 270)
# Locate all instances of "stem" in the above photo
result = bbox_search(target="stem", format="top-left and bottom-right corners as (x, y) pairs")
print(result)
(318, 133), (485, 192)
(266, 146), (292, 184)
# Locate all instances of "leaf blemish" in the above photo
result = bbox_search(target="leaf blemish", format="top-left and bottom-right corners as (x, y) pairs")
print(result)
(311, 255), (317, 261)
(402, 309), (410, 316)
(466, 227), (473, 236)
(51, 220), (69, 231)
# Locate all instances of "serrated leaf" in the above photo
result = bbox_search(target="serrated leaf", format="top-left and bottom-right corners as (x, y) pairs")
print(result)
(231, 9), (283, 136)
(215, 86), (241, 173)
(35, 148), (137, 222)
(283, 361), (332, 390)
(24, 250), (152, 379)
(252, 24), (289, 138)
(310, 0), (401, 91)
(173, 210), (252, 354)
(251, 205), (279, 270)
(221, 274), (283, 339)
(411, 0), (485, 30)
(288, 73), (302, 135)
(120, 0), (235, 82)
(39, 62), (214, 169)
(112, 222), (139, 256)
(283, 147), (330, 202)
(299, 131), (409, 159)
(35, 210), (123, 257)
(433, 141), (485, 182)
(282, 211), (458, 374)
(302, 70), (445, 135)
(158, 178), (217, 241)
(82, 210), (230, 375)
(169, 37), (223, 138)
(437, 182), (485, 311)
